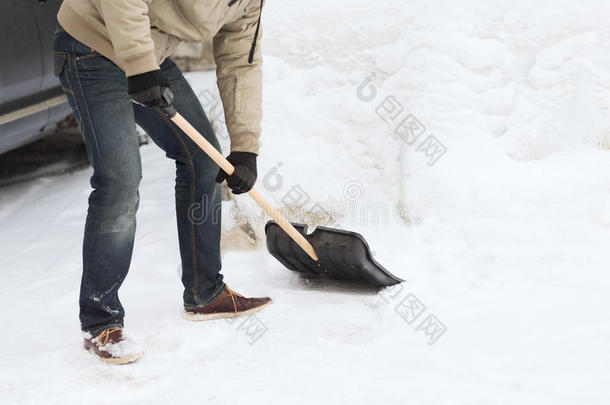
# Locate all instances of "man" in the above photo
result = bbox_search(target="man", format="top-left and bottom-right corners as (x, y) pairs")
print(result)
(53, 0), (270, 364)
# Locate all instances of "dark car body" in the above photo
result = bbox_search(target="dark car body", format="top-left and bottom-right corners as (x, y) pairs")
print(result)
(0, 0), (73, 155)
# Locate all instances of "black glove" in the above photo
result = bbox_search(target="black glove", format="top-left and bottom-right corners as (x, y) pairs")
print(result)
(128, 70), (176, 116)
(215, 152), (257, 194)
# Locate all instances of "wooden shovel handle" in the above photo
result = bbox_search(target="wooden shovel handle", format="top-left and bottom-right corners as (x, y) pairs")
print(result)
(170, 113), (319, 261)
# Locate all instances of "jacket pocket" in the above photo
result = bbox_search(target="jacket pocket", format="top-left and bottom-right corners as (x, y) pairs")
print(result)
(235, 70), (261, 114)
(234, 76), (244, 113)
(54, 53), (67, 77)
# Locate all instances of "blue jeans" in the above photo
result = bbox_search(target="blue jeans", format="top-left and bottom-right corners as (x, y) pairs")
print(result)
(53, 28), (225, 335)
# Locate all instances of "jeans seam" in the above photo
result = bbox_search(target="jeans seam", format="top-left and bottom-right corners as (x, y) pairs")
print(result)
(71, 40), (104, 176)
(157, 110), (199, 303)
(70, 43), (115, 294)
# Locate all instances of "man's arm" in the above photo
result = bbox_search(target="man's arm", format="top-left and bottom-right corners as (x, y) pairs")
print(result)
(98, 0), (158, 76)
(97, 1), (173, 111)
(213, 2), (263, 154)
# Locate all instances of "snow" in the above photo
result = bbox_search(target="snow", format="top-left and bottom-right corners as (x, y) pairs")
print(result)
(2, 1), (610, 404)
(82, 331), (144, 360)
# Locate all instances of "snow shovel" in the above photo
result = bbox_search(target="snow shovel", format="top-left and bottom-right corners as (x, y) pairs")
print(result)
(167, 111), (403, 287)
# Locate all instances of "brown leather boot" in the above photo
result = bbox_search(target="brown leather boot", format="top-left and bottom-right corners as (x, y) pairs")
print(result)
(184, 285), (272, 321)
(83, 328), (144, 365)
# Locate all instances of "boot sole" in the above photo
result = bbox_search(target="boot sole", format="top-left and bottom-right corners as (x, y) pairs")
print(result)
(101, 351), (145, 365)
(183, 300), (272, 321)
(86, 349), (145, 365)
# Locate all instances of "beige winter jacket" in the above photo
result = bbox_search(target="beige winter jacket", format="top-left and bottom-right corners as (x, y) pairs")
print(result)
(58, 0), (264, 154)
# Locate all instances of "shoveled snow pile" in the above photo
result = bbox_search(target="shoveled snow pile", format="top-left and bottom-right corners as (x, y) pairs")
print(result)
(1, 1), (609, 404)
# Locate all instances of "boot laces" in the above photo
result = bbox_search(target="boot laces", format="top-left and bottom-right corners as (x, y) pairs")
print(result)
(96, 328), (121, 346)
(225, 286), (244, 315)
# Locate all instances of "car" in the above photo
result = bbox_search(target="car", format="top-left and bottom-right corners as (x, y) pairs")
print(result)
(0, 0), (73, 155)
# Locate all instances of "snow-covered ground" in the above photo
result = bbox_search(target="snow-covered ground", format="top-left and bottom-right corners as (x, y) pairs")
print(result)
(2, 1), (610, 404)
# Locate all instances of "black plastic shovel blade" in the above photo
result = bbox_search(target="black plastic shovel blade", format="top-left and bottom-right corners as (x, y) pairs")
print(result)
(264, 221), (404, 287)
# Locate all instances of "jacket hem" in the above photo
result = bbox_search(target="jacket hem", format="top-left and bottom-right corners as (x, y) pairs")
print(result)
(58, 2), (158, 76)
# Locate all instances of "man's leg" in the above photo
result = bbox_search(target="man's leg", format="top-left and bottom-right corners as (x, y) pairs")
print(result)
(54, 28), (141, 335)
(133, 58), (225, 307)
